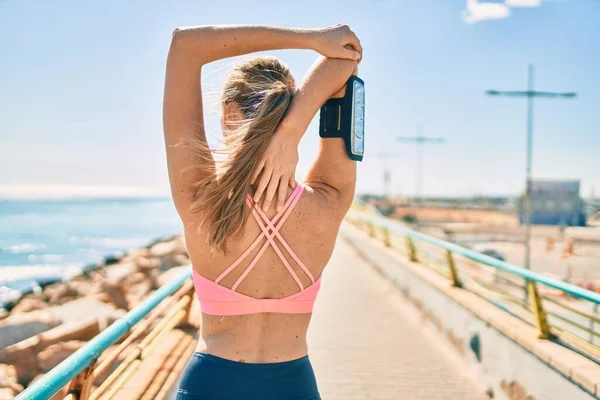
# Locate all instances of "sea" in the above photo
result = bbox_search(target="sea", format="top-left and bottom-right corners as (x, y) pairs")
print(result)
(0, 197), (182, 308)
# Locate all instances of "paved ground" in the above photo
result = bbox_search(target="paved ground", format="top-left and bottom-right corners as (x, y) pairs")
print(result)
(308, 235), (488, 400)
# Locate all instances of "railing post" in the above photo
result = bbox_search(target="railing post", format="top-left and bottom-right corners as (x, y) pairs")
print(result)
(589, 303), (599, 345)
(66, 360), (96, 400)
(360, 220), (368, 232)
(367, 222), (375, 237)
(381, 227), (392, 247)
(405, 236), (418, 262)
(527, 280), (553, 339)
(445, 250), (462, 288)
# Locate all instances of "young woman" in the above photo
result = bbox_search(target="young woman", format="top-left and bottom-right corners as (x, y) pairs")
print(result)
(163, 24), (362, 400)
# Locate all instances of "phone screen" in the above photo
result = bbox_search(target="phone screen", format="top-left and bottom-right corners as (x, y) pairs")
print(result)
(351, 80), (365, 157)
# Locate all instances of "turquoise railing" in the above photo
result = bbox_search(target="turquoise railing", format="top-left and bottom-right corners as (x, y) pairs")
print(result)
(348, 210), (600, 303)
(14, 269), (192, 400)
(16, 206), (600, 398)
(347, 208), (600, 346)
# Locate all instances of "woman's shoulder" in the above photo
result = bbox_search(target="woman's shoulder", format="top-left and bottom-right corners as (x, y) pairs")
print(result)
(298, 182), (353, 222)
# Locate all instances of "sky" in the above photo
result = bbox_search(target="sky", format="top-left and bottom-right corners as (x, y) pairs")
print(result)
(0, 0), (599, 199)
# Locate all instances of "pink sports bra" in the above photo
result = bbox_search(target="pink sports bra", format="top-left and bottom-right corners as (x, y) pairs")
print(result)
(192, 184), (322, 316)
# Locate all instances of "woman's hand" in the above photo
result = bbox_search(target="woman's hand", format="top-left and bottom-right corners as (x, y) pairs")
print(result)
(250, 129), (299, 213)
(249, 25), (362, 212)
(313, 24), (363, 62)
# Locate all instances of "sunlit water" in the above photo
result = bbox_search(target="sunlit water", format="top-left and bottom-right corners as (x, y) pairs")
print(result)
(0, 197), (182, 306)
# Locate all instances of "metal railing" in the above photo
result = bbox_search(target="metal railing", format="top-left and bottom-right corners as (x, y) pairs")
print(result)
(347, 207), (600, 357)
(16, 206), (600, 399)
(14, 269), (193, 400)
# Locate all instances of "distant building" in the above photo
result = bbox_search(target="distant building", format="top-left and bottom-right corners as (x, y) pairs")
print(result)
(518, 180), (586, 226)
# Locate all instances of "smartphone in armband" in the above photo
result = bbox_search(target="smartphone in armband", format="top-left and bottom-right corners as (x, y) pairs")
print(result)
(319, 75), (365, 161)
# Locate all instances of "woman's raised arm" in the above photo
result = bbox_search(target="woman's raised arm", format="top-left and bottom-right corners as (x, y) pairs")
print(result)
(251, 55), (359, 212)
(163, 25), (361, 219)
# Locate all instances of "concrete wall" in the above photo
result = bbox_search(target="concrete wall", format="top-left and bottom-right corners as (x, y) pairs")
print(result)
(341, 223), (600, 400)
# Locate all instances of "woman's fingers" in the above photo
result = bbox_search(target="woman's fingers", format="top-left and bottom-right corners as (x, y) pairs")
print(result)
(344, 47), (361, 61)
(262, 174), (281, 212)
(276, 176), (288, 212)
(349, 32), (363, 56)
(342, 41), (362, 63)
(250, 159), (266, 185)
(289, 176), (297, 189)
(253, 168), (272, 203)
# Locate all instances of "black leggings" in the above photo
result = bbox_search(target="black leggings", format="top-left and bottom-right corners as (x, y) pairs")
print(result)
(176, 352), (321, 400)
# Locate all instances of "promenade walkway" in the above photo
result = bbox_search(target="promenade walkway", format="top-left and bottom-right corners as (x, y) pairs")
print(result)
(308, 230), (488, 400)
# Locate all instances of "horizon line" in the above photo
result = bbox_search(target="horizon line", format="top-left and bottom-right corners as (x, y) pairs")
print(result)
(0, 184), (171, 200)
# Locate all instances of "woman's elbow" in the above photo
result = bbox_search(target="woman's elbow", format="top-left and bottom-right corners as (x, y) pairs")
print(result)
(170, 27), (190, 49)
(336, 58), (358, 74)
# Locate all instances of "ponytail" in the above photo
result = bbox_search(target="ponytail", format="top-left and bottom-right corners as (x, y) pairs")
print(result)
(189, 57), (293, 253)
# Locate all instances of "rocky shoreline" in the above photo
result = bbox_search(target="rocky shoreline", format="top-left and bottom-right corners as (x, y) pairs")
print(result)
(0, 234), (190, 399)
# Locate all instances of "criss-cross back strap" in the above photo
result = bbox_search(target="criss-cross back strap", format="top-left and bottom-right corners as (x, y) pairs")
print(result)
(215, 185), (311, 291)
(214, 185), (300, 284)
(251, 202), (315, 285)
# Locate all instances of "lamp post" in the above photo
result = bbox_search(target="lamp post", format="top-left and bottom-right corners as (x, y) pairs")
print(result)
(486, 64), (577, 298)
(375, 152), (402, 199)
(397, 123), (446, 209)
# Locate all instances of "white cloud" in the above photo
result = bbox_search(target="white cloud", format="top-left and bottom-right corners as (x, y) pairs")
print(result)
(462, 0), (511, 23)
(505, 0), (542, 7)
(462, 0), (545, 23)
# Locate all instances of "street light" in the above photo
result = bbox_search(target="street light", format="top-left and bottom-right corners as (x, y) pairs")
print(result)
(374, 152), (402, 199)
(486, 63), (577, 297)
(397, 123), (446, 209)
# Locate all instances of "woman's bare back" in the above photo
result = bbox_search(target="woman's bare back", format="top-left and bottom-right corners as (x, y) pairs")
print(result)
(183, 184), (344, 362)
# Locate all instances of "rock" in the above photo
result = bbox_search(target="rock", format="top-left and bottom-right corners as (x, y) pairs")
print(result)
(0, 387), (19, 399)
(125, 279), (153, 309)
(127, 272), (148, 286)
(156, 265), (190, 288)
(175, 253), (190, 265)
(0, 312), (60, 349)
(102, 281), (128, 310)
(93, 292), (111, 303)
(125, 280), (152, 301)
(104, 262), (137, 282)
(10, 298), (48, 313)
(132, 258), (160, 289)
(148, 269), (160, 289)
(134, 256), (161, 271)
(0, 337), (39, 385)
(0, 364), (23, 393)
(173, 238), (189, 255)
(149, 240), (178, 257)
(123, 248), (150, 263)
(46, 283), (79, 305)
(1, 298), (124, 349)
(0, 317), (107, 385)
(46, 298), (125, 325)
(89, 270), (106, 283)
(69, 279), (101, 296)
(38, 341), (86, 372)
(161, 253), (189, 271)
(133, 247), (151, 258)
(38, 318), (100, 347)
(147, 238), (189, 270)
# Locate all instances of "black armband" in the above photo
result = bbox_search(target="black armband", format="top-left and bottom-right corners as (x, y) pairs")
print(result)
(318, 75), (365, 161)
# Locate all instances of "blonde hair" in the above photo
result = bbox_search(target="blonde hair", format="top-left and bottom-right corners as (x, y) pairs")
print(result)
(190, 56), (294, 253)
